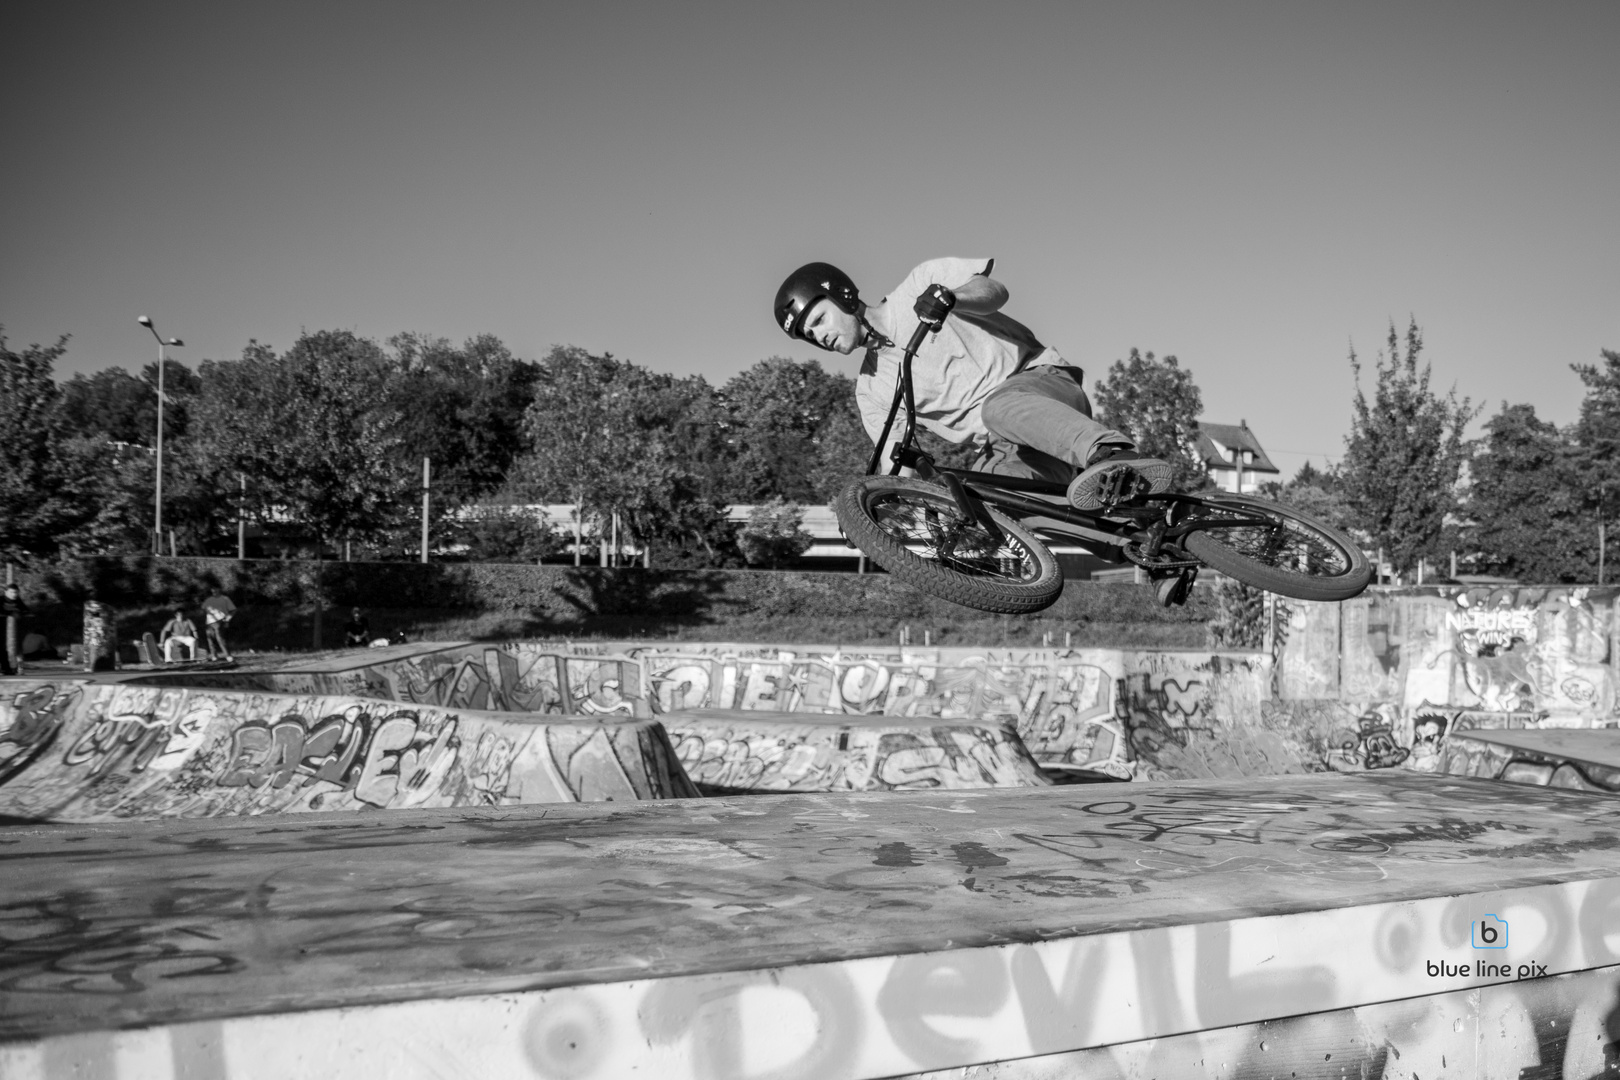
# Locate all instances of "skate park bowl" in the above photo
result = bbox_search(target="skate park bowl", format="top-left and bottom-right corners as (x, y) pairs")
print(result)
(7, 582), (1620, 1077)
(111, 639), (1282, 784)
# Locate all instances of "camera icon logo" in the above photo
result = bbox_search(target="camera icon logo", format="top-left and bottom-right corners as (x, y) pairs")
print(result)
(1472, 914), (1509, 949)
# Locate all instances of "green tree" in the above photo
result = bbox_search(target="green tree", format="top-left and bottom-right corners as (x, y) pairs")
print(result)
(511, 347), (731, 565)
(1093, 349), (1207, 490)
(1341, 320), (1478, 577)
(188, 332), (411, 553)
(0, 330), (91, 560)
(1463, 402), (1585, 581)
(58, 366), (147, 445)
(807, 408), (875, 503)
(51, 436), (155, 556)
(718, 357), (856, 503)
(452, 505), (568, 563)
(1571, 348), (1620, 504)
(1269, 461), (1359, 535)
(57, 359), (198, 447)
(1556, 347), (1620, 580)
(736, 499), (815, 568)
(384, 332), (540, 505)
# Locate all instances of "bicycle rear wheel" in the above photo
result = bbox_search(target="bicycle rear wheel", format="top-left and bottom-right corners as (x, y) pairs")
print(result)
(835, 476), (1064, 614)
(1182, 493), (1371, 601)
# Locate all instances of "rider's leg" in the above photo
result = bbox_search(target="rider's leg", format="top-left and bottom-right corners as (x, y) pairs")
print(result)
(980, 367), (1131, 469)
(981, 366), (1174, 508)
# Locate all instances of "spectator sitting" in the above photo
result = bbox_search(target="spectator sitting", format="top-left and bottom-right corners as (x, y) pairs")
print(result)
(342, 607), (371, 648)
(20, 632), (53, 662)
(160, 610), (199, 662)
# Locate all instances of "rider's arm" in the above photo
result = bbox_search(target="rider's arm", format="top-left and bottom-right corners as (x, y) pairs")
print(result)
(949, 274), (1008, 316)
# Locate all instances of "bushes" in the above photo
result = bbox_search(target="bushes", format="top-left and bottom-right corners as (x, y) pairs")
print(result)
(16, 555), (1221, 642)
(737, 500), (814, 568)
(1208, 578), (1268, 649)
(450, 507), (569, 564)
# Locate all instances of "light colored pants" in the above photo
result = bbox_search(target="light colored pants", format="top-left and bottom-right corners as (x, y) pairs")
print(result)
(978, 365), (1132, 483)
(163, 635), (197, 661)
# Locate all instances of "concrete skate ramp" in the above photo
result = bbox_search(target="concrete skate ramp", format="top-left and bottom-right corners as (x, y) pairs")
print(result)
(0, 679), (695, 823)
(136, 641), (1278, 782)
(123, 641), (652, 718)
(2, 773), (1618, 1078)
(1450, 727), (1620, 793)
(664, 709), (1050, 793)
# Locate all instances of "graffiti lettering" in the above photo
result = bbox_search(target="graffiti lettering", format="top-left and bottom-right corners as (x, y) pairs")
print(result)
(0, 685), (80, 787)
(62, 711), (170, 777)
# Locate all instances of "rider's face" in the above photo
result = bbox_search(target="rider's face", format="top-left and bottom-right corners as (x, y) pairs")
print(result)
(801, 299), (862, 354)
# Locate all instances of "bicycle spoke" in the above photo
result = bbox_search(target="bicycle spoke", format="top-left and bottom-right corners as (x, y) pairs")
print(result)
(870, 495), (1039, 582)
(1198, 513), (1351, 577)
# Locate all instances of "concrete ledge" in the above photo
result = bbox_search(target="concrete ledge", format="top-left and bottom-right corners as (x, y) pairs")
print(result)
(3, 773), (1618, 1076)
(1450, 727), (1620, 793)
(664, 709), (1051, 792)
(0, 679), (695, 822)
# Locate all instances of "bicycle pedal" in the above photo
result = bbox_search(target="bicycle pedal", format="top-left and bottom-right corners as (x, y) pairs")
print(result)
(1098, 469), (1149, 510)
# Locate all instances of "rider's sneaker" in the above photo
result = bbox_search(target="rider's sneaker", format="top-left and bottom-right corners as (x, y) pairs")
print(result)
(1067, 449), (1175, 510)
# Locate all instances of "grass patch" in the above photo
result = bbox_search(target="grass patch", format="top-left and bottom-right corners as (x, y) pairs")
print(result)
(12, 556), (1226, 658)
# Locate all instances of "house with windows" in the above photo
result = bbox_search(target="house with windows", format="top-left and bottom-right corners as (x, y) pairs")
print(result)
(1194, 420), (1279, 493)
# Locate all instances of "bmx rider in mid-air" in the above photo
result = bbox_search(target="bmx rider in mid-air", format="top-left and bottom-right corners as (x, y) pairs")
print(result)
(773, 257), (1172, 509)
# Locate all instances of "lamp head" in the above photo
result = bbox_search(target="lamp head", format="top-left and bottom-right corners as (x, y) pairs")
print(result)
(167, 338), (184, 347)
(137, 315), (153, 327)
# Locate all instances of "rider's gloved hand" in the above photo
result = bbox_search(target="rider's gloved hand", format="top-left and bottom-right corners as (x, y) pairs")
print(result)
(913, 284), (956, 329)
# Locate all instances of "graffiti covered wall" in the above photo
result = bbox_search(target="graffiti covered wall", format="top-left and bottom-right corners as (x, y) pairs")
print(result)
(665, 711), (1048, 793)
(185, 644), (1277, 784)
(1271, 585), (1620, 790)
(123, 585), (1620, 793)
(0, 680), (695, 822)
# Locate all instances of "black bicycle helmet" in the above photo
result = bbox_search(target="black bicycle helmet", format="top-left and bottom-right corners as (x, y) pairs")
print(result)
(773, 262), (860, 340)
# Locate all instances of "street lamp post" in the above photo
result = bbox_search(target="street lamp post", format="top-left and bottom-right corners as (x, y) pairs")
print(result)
(137, 316), (184, 555)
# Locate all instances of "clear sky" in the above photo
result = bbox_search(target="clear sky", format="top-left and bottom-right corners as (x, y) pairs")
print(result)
(4, 0), (1615, 477)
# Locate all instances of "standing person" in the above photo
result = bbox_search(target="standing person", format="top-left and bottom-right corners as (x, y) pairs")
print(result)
(82, 600), (117, 672)
(772, 258), (1173, 507)
(159, 609), (199, 662)
(201, 588), (237, 662)
(2, 582), (23, 675)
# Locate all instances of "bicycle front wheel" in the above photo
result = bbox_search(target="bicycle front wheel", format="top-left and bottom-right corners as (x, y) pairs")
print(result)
(1182, 493), (1372, 601)
(835, 476), (1064, 614)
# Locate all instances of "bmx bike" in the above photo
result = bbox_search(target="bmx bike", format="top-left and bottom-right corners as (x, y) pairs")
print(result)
(833, 318), (1372, 615)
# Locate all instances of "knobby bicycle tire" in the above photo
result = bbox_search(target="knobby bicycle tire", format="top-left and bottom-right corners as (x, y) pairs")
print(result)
(1183, 493), (1372, 602)
(835, 476), (1064, 614)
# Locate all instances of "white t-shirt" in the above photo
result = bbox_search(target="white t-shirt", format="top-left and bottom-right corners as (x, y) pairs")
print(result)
(855, 257), (1067, 458)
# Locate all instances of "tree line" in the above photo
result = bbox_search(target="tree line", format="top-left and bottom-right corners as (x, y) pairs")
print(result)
(0, 326), (876, 568)
(2, 320), (1615, 582)
(1248, 323), (1619, 585)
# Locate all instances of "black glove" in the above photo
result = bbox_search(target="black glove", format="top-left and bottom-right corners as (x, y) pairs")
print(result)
(913, 283), (957, 328)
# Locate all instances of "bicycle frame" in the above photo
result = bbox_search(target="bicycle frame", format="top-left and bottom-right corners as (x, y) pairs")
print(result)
(861, 322), (1275, 571)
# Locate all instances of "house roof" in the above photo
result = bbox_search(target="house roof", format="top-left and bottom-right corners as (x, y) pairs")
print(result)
(1194, 422), (1279, 474)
